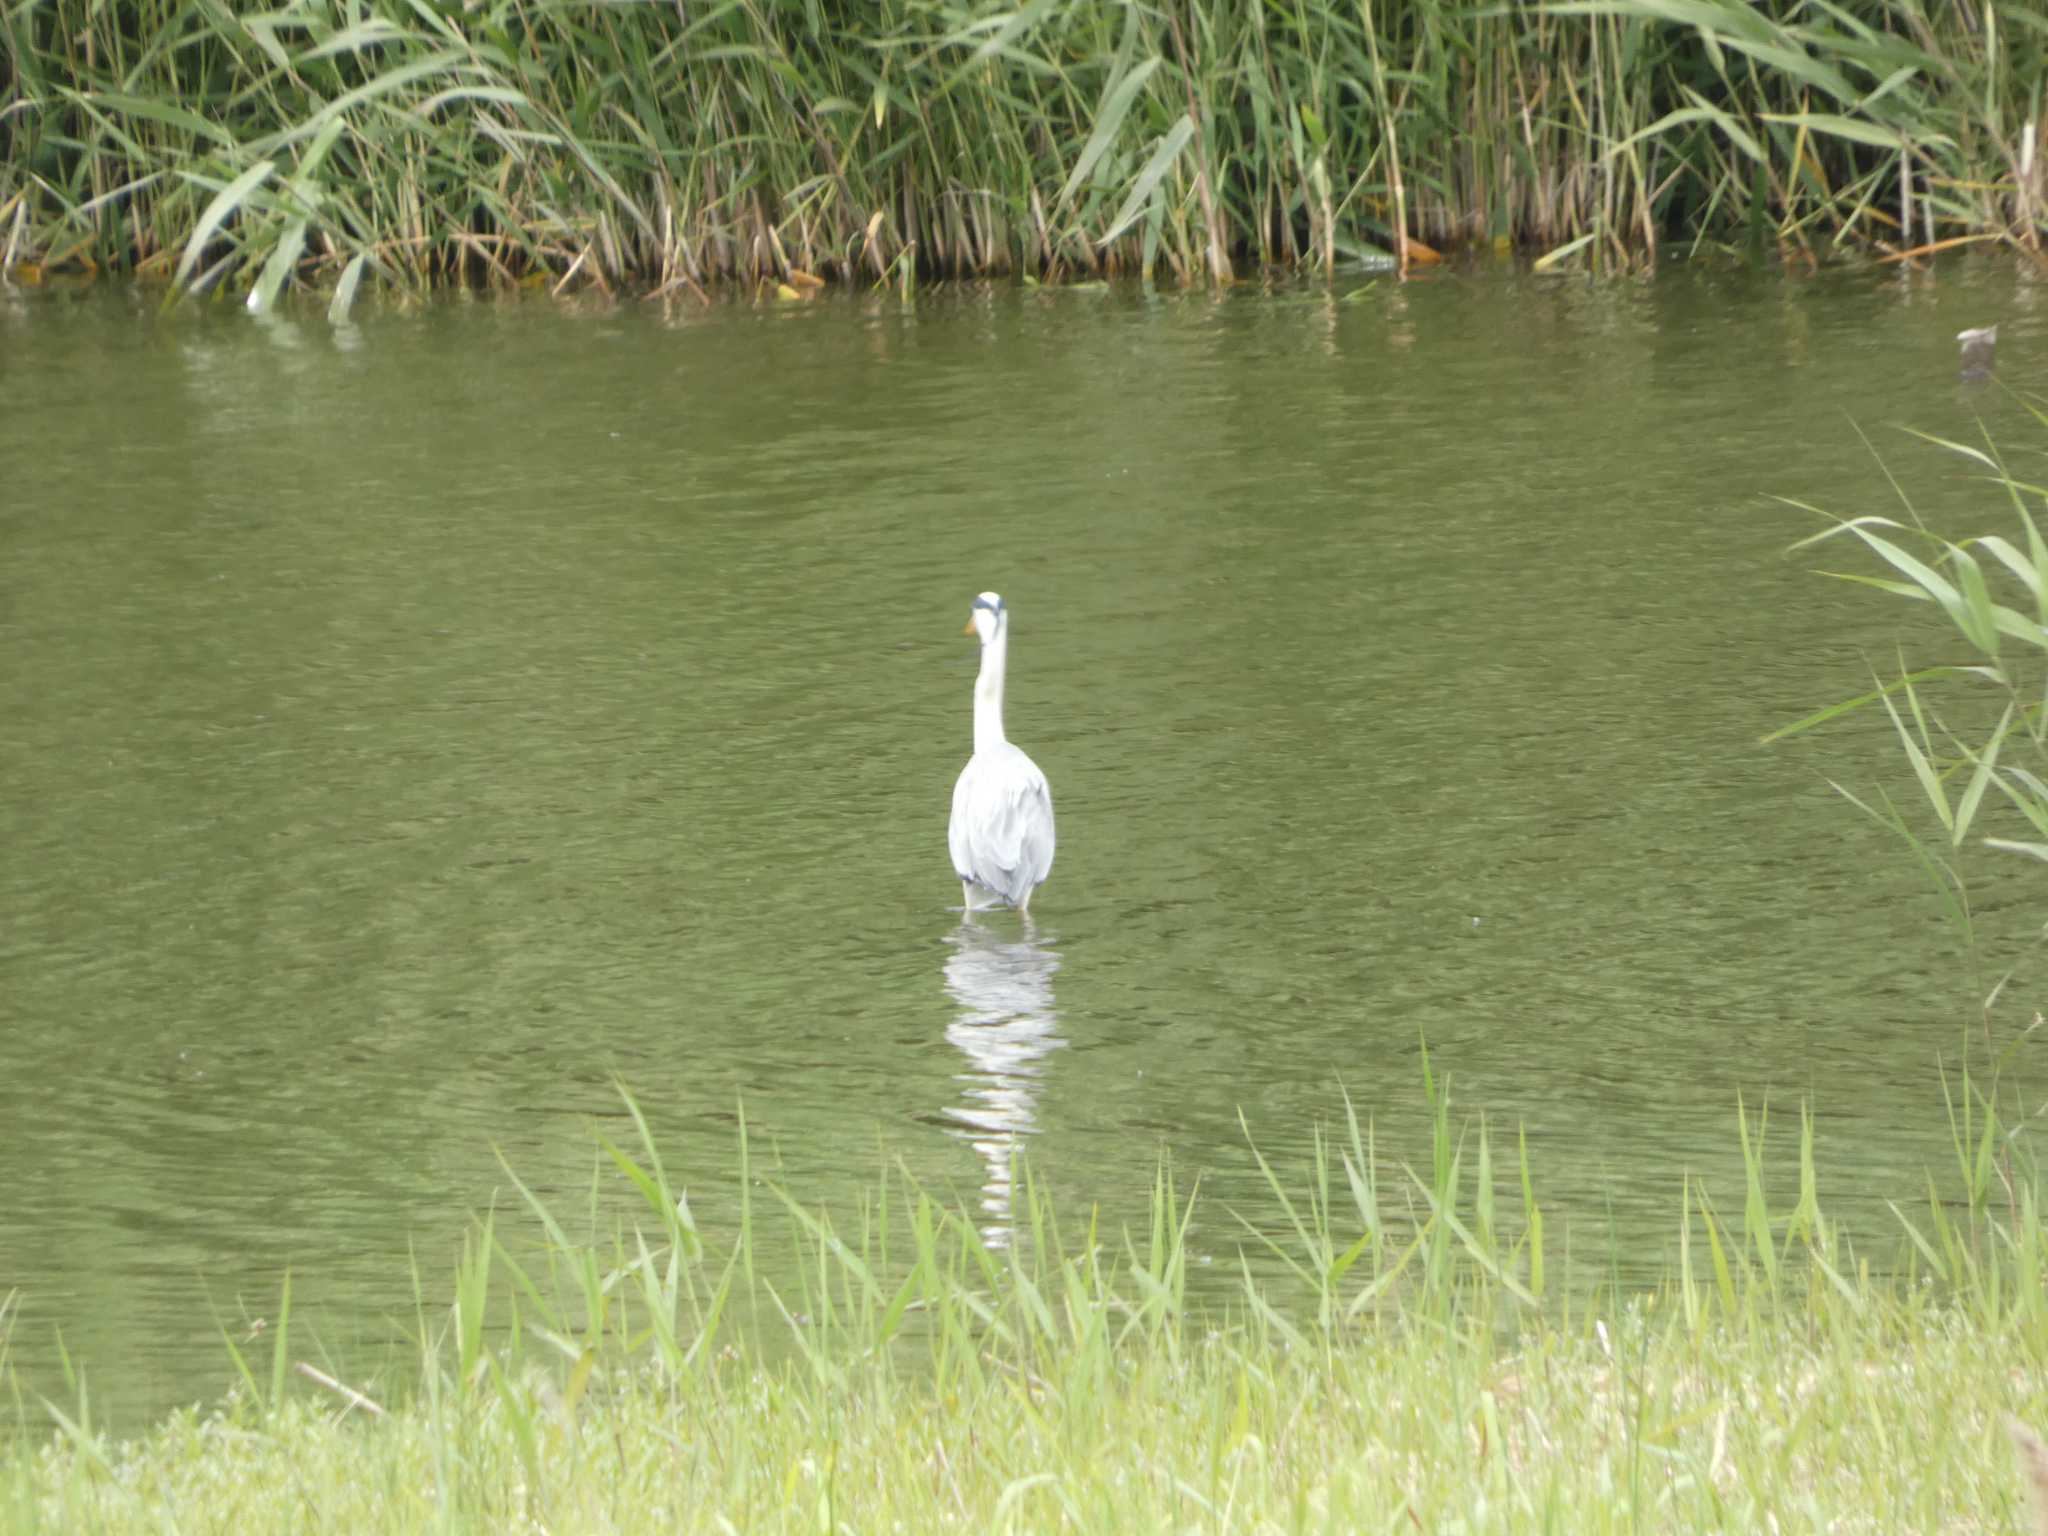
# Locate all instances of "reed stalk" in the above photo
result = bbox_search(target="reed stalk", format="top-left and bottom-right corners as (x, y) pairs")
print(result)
(2, 0), (2043, 303)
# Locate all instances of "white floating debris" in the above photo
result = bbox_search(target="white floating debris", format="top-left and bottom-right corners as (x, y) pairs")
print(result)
(1957, 324), (1997, 379)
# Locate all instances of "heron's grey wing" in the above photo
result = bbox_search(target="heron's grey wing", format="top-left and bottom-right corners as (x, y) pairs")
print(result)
(1017, 775), (1054, 886)
(982, 765), (1054, 896)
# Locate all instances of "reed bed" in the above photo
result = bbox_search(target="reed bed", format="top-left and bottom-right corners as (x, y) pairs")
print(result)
(1, 0), (2043, 308)
(8, 1068), (2048, 1533)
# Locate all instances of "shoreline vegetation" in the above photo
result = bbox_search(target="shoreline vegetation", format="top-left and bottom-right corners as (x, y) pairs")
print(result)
(2, 1), (2045, 311)
(10, 1077), (2048, 1531)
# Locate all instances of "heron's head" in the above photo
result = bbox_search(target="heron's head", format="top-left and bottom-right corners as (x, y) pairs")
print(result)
(963, 591), (1005, 645)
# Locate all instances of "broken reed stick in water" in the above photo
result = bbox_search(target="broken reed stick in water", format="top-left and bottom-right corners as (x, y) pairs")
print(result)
(294, 1361), (387, 1419)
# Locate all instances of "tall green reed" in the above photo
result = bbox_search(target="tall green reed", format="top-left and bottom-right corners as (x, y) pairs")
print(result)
(2, 0), (2041, 303)
(1769, 403), (2048, 980)
(1769, 399), (2048, 1281)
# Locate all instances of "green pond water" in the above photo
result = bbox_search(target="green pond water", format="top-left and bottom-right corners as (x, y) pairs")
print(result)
(2, 264), (2044, 1430)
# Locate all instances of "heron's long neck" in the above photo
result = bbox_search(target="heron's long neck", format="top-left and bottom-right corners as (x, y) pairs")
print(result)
(973, 629), (1009, 754)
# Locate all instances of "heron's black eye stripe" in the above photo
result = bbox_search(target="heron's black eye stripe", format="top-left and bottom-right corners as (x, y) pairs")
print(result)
(971, 596), (1004, 614)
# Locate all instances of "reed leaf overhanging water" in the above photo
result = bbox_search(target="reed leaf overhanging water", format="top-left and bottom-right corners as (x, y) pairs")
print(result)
(1, 0), (2045, 305)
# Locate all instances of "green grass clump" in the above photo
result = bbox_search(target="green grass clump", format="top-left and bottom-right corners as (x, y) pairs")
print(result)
(11, 1299), (2046, 1533)
(8, 1075), (2048, 1533)
(2, 0), (2044, 305)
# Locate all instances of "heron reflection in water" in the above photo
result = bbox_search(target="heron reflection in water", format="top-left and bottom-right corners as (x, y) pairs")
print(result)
(942, 923), (1064, 1244)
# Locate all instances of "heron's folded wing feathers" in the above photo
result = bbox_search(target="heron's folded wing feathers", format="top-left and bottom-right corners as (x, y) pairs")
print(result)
(953, 753), (1054, 899)
(986, 770), (1053, 887)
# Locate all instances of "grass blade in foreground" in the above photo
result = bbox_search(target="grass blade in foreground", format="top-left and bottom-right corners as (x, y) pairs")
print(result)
(8, 1073), (2048, 1532)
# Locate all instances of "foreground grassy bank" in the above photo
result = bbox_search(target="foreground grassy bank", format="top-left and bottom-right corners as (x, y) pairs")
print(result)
(11, 1294), (2046, 1532)
(2, 0), (2044, 306)
(9, 1083), (2048, 1532)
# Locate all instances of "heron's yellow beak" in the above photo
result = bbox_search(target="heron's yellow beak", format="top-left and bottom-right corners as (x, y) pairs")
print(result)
(962, 617), (977, 636)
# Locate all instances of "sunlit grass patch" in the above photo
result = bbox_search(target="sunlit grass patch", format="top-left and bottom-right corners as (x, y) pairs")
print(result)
(8, 1068), (2048, 1533)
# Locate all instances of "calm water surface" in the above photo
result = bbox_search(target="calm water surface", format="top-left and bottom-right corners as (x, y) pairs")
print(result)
(3, 263), (2045, 1428)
